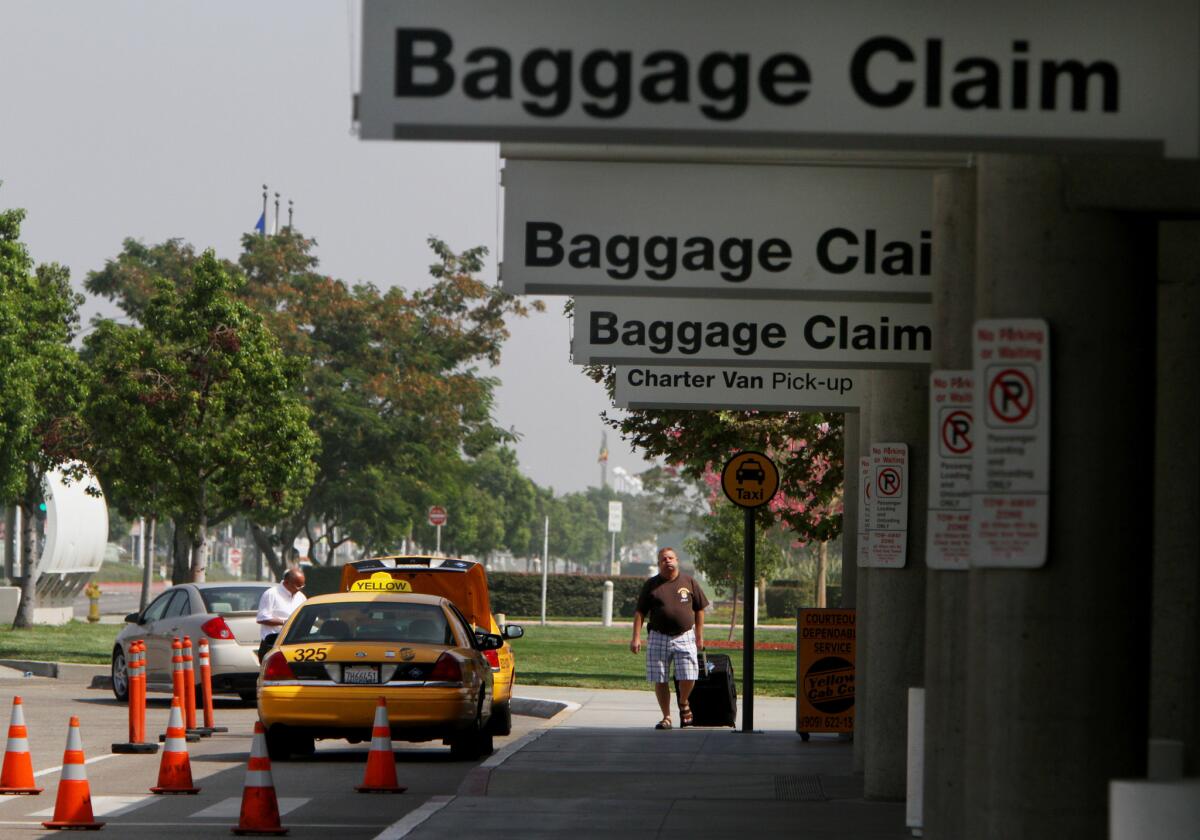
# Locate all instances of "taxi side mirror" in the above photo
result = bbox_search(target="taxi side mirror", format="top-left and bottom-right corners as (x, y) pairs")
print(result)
(502, 624), (524, 640)
(477, 633), (505, 651)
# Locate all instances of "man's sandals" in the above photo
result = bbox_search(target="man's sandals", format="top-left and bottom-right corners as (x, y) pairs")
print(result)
(680, 704), (693, 727)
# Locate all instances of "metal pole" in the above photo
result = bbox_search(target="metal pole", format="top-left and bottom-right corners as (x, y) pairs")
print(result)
(742, 507), (756, 733)
(540, 515), (549, 626)
(610, 531), (616, 575)
(436, 524), (442, 555)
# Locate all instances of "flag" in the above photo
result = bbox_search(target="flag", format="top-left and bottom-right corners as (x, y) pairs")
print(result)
(599, 433), (609, 464)
(254, 211), (266, 234)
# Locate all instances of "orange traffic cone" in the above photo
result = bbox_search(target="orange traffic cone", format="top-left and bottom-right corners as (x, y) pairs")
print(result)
(41, 716), (103, 829)
(356, 697), (406, 793)
(232, 721), (287, 836)
(150, 697), (200, 794)
(0, 696), (43, 794)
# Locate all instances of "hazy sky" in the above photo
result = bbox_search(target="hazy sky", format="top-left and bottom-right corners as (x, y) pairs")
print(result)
(0, 0), (647, 494)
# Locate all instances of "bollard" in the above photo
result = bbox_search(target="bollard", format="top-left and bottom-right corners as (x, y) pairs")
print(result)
(602, 581), (614, 627)
(113, 640), (158, 754)
(197, 639), (226, 734)
(181, 636), (200, 736)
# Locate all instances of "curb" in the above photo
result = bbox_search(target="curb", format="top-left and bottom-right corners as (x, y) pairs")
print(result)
(0, 658), (57, 678)
(510, 697), (569, 719)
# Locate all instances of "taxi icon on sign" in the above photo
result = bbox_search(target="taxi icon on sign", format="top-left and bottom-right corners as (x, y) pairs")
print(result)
(736, 459), (766, 484)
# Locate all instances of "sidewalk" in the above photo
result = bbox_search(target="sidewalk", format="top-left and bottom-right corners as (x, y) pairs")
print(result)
(392, 686), (907, 840)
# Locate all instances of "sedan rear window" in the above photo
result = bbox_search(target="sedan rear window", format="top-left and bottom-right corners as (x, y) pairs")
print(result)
(199, 586), (270, 613)
(283, 602), (454, 646)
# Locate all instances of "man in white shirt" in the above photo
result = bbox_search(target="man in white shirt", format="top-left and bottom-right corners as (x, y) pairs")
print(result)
(256, 568), (307, 661)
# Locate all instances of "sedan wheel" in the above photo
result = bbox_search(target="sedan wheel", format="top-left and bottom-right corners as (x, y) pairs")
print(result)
(111, 646), (129, 702)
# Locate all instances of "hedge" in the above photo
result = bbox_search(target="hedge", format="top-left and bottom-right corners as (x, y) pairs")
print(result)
(488, 572), (647, 618)
(298, 565), (647, 618)
(765, 584), (845, 617)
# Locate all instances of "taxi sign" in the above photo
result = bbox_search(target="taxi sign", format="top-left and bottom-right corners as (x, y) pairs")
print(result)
(351, 572), (414, 594)
(721, 451), (779, 509)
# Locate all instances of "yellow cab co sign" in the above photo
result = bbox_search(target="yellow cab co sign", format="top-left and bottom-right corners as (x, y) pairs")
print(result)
(797, 608), (856, 734)
(351, 572), (413, 594)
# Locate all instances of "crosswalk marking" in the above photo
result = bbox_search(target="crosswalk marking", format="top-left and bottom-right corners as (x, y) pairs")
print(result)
(30, 795), (156, 818)
(191, 797), (309, 818)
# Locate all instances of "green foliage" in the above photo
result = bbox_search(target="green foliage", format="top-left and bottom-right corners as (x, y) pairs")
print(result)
(0, 205), (87, 501)
(82, 250), (319, 578)
(684, 503), (786, 596)
(488, 572), (648, 618)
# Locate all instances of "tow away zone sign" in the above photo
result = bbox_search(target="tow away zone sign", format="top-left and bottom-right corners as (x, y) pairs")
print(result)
(926, 371), (973, 569)
(970, 319), (1050, 568)
(867, 443), (908, 568)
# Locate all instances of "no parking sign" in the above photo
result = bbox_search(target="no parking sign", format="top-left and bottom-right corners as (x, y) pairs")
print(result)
(970, 320), (1051, 568)
(927, 371), (973, 569)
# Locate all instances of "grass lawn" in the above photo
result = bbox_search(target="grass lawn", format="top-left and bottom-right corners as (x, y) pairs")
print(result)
(0, 621), (121, 665)
(510, 624), (797, 698)
(0, 622), (800, 698)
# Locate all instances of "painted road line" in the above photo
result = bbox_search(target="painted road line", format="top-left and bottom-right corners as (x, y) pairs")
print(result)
(190, 797), (310, 818)
(373, 795), (455, 840)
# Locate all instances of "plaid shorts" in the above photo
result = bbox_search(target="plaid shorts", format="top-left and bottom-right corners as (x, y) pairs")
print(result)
(646, 628), (699, 683)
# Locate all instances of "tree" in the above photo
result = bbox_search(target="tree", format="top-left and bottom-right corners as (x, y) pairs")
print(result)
(0, 205), (88, 626)
(82, 251), (318, 582)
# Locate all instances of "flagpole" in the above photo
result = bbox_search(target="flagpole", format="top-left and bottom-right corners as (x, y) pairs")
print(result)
(287, 199), (294, 230)
(273, 192), (280, 235)
(260, 185), (268, 238)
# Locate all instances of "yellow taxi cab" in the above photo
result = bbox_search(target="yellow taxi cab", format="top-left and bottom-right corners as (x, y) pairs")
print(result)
(339, 556), (523, 736)
(257, 590), (504, 760)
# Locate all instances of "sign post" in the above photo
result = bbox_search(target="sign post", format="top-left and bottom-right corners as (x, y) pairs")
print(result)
(428, 506), (448, 555)
(721, 451), (780, 733)
(607, 501), (623, 575)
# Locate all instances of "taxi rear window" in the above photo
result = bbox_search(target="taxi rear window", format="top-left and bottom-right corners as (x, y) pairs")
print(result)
(283, 602), (453, 646)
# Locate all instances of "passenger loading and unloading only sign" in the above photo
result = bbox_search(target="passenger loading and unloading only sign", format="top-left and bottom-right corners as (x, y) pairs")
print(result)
(926, 371), (973, 569)
(867, 442), (908, 567)
(971, 319), (1051, 568)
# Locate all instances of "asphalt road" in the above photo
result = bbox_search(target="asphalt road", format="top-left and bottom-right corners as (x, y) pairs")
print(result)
(0, 664), (541, 839)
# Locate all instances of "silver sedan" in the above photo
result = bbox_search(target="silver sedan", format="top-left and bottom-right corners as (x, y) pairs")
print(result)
(111, 582), (271, 704)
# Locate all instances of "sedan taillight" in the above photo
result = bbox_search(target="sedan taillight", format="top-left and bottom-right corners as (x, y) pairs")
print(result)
(201, 616), (235, 640)
(483, 648), (500, 670)
(262, 652), (296, 682)
(428, 652), (463, 683)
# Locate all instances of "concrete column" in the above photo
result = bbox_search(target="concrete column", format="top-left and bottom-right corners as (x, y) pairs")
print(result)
(842, 411), (859, 608)
(854, 388), (872, 775)
(965, 155), (1153, 839)
(922, 167), (976, 838)
(864, 368), (928, 799)
(1152, 221), (1200, 774)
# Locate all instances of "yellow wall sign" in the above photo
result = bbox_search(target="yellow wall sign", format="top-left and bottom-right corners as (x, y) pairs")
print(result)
(351, 572), (413, 593)
(796, 608), (856, 734)
(721, 450), (780, 508)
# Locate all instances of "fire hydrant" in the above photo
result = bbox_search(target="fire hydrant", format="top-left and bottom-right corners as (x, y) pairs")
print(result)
(85, 582), (102, 623)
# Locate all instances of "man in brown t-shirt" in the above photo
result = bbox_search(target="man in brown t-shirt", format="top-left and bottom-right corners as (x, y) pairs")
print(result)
(631, 546), (709, 728)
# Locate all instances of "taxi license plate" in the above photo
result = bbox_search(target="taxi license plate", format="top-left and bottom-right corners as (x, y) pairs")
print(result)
(343, 666), (378, 684)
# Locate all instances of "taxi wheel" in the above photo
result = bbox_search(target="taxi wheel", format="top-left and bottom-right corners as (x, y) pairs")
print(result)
(486, 701), (512, 737)
(265, 725), (312, 761)
(450, 701), (495, 760)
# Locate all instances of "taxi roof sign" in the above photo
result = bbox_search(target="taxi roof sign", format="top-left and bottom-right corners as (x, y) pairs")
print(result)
(351, 572), (414, 593)
(721, 451), (780, 509)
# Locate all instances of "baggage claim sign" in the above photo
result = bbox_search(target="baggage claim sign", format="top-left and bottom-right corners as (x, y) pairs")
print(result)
(360, 0), (1198, 158)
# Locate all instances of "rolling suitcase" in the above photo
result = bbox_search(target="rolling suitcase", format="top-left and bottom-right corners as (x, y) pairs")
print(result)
(676, 651), (737, 727)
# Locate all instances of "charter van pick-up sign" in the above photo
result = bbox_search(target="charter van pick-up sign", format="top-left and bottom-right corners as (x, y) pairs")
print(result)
(613, 365), (865, 411)
(503, 160), (933, 299)
(970, 320), (1050, 568)
(360, 0), (1199, 158)
(572, 297), (932, 368)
